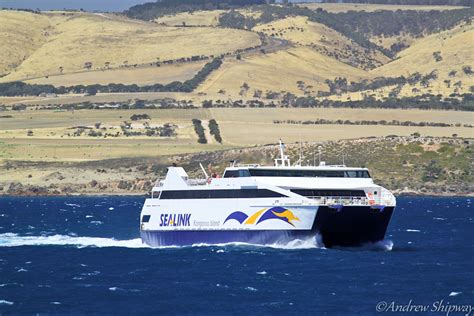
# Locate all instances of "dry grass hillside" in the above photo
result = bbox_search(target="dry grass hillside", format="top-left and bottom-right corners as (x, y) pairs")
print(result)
(373, 23), (474, 94)
(0, 10), (260, 83)
(0, 5), (472, 101)
(253, 16), (389, 69)
(25, 61), (206, 86)
(0, 10), (50, 76)
(155, 8), (261, 27)
(156, 10), (224, 26)
(197, 46), (371, 97)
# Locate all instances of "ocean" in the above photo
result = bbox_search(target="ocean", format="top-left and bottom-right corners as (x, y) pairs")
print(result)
(0, 196), (472, 314)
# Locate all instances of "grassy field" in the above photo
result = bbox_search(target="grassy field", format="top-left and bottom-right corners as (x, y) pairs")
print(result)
(197, 46), (371, 97)
(298, 3), (468, 13)
(0, 10), (260, 82)
(24, 61), (206, 86)
(0, 108), (471, 162)
(156, 10), (224, 26)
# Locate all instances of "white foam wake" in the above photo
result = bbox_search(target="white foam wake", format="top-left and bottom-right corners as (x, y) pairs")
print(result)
(0, 233), (149, 249)
(0, 233), (323, 250)
(191, 235), (324, 250)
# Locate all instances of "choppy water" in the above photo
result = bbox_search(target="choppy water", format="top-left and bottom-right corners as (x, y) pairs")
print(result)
(0, 196), (472, 314)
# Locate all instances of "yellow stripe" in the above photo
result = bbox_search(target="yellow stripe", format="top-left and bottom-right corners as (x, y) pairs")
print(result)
(244, 208), (266, 225)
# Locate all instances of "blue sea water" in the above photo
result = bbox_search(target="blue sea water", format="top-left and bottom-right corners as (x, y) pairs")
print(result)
(0, 196), (472, 314)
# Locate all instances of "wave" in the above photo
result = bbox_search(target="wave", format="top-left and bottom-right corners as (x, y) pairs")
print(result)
(333, 239), (394, 252)
(0, 233), (323, 250)
(0, 233), (149, 249)
(191, 235), (324, 250)
(0, 232), (392, 251)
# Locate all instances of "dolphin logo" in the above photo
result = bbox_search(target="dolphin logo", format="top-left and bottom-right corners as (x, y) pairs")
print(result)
(257, 207), (300, 226)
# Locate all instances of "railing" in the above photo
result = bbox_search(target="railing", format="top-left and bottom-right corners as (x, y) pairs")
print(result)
(186, 179), (208, 186)
(153, 178), (208, 188)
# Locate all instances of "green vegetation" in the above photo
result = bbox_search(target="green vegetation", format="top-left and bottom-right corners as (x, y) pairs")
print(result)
(322, 0), (471, 6)
(208, 119), (223, 143)
(130, 114), (151, 121)
(124, 0), (270, 20)
(279, 137), (473, 195)
(192, 119), (207, 144)
(321, 72), (440, 95)
(202, 94), (474, 111)
(273, 118), (473, 128)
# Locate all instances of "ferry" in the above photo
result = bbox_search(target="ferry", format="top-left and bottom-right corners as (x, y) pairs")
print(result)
(140, 141), (396, 248)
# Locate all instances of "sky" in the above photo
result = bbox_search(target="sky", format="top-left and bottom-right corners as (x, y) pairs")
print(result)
(0, 0), (150, 12)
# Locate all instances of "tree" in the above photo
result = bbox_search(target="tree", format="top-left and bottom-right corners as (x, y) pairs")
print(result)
(423, 159), (442, 182)
(85, 86), (98, 96)
(462, 66), (473, 75)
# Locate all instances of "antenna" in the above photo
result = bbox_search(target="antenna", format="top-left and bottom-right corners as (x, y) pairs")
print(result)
(275, 139), (290, 167)
(298, 140), (303, 166)
(199, 163), (209, 179)
(318, 146), (322, 165)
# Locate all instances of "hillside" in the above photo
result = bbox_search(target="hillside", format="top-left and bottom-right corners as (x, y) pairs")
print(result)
(0, 4), (473, 105)
(372, 23), (474, 94)
(156, 10), (225, 26)
(0, 10), (260, 83)
(197, 46), (371, 97)
(0, 10), (50, 77)
(253, 16), (389, 69)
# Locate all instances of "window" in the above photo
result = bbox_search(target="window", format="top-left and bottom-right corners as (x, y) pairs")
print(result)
(142, 215), (151, 223)
(223, 169), (251, 178)
(291, 189), (366, 197)
(159, 189), (287, 199)
(223, 170), (239, 178)
(247, 169), (370, 178)
(239, 169), (251, 177)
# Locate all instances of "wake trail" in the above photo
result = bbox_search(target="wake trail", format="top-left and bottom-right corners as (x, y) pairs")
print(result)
(0, 233), (149, 249)
(0, 233), (325, 250)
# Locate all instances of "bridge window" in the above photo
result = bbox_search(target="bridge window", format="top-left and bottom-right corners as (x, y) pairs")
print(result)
(247, 169), (370, 178)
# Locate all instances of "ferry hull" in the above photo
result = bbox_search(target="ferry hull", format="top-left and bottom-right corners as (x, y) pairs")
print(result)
(140, 205), (394, 248)
(314, 205), (395, 248)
